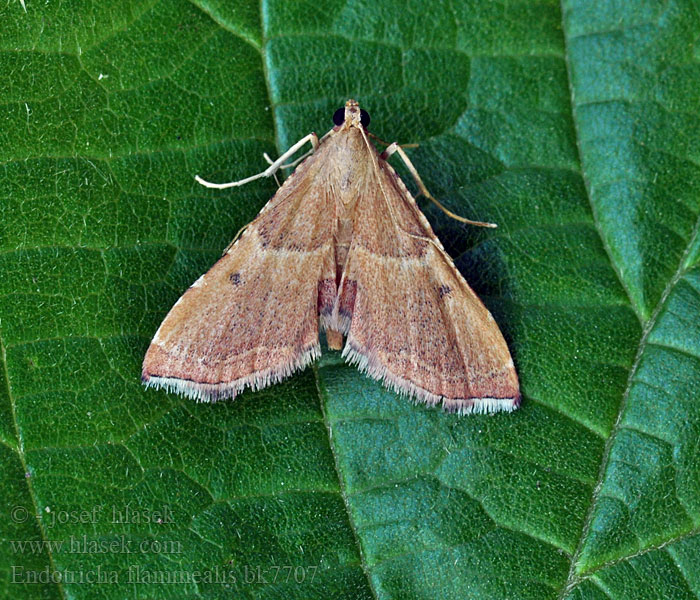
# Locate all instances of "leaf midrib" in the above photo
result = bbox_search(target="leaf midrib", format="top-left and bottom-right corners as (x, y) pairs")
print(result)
(313, 366), (379, 599)
(6, 3), (696, 598)
(556, 244), (696, 596)
(558, 0), (700, 594)
(258, 0), (378, 595)
(260, 2), (641, 597)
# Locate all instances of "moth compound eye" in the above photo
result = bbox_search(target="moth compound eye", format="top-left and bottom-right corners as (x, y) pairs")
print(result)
(360, 109), (371, 128)
(332, 108), (345, 126)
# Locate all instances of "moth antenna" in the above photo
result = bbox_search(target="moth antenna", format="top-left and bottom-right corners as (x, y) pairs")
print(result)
(359, 128), (415, 243)
(363, 128), (494, 295)
(368, 131), (418, 149)
(376, 135), (506, 321)
(199, 132), (328, 253)
(222, 223), (250, 255)
(382, 143), (498, 229)
(263, 150), (313, 170)
(360, 128), (451, 256)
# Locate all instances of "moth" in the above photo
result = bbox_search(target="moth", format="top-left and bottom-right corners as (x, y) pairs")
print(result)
(142, 100), (520, 414)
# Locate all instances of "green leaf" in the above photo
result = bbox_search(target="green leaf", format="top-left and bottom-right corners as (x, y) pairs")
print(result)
(1, 0), (699, 598)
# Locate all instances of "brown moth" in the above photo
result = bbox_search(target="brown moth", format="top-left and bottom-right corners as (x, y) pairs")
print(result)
(142, 100), (520, 414)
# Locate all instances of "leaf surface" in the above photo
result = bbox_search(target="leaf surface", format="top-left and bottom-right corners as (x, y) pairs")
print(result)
(1, 0), (699, 598)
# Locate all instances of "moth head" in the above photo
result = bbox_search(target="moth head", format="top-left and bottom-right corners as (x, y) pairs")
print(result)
(333, 99), (371, 130)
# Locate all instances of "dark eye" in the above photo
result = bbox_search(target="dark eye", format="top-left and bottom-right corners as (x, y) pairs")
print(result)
(332, 108), (345, 126)
(360, 109), (370, 128)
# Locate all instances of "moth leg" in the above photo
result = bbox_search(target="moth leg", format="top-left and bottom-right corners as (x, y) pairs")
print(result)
(195, 132), (319, 190)
(382, 142), (497, 228)
(262, 154), (283, 187)
(262, 148), (315, 188)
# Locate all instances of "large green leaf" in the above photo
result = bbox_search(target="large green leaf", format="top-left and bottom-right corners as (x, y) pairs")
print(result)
(1, 0), (699, 598)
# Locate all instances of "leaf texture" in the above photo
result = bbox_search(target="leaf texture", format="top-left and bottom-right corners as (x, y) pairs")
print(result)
(1, 0), (699, 598)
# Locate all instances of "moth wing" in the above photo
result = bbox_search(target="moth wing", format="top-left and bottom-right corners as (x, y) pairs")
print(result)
(142, 153), (336, 401)
(334, 155), (520, 414)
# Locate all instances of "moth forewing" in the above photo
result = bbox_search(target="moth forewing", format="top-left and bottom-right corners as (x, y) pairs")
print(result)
(142, 145), (337, 401)
(330, 130), (519, 414)
(142, 99), (520, 414)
